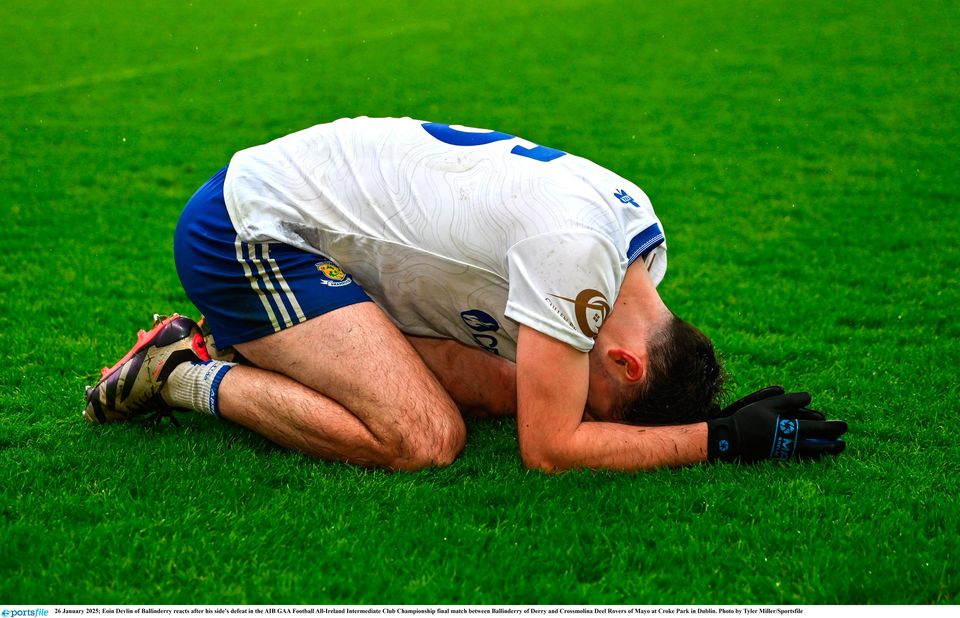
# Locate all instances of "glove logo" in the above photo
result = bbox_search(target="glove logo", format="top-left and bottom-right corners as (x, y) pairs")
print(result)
(770, 416), (799, 460)
(718, 439), (729, 453)
(774, 439), (794, 460)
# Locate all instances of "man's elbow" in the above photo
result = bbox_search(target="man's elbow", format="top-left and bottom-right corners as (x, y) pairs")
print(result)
(519, 443), (568, 473)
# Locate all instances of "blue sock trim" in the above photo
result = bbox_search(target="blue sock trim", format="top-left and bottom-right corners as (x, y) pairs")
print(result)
(208, 363), (235, 419)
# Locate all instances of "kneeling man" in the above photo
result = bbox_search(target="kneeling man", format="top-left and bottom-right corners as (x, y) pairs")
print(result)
(85, 117), (847, 471)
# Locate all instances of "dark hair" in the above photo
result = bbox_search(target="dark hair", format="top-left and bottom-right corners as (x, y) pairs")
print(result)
(617, 314), (724, 425)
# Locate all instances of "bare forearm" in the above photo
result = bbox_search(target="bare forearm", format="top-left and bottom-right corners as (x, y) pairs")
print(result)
(531, 421), (708, 472)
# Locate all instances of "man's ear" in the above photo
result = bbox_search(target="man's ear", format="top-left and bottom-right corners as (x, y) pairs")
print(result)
(607, 347), (646, 383)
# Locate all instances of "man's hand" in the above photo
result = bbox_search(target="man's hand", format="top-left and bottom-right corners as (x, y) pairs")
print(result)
(710, 385), (786, 418)
(706, 391), (847, 463)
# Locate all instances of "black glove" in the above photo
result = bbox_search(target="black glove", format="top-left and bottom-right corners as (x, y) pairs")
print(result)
(707, 391), (847, 463)
(710, 385), (787, 419)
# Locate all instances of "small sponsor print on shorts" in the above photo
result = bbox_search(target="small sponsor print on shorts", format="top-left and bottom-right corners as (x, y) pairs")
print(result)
(314, 261), (353, 287)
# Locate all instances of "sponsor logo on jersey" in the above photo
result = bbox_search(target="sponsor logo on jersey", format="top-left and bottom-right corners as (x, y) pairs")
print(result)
(548, 289), (610, 337)
(544, 296), (577, 331)
(314, 261), (353, 287)
(460, 309), (501, 355)
(614, 189), (640, 208)
(460, 310), (500, 332)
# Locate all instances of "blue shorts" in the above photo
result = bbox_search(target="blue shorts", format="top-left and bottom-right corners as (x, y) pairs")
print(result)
(173, 166), (371, 349)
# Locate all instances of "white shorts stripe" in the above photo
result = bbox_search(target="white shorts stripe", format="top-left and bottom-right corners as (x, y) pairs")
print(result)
(235, 237), (281, 332)
(247, 242), (293, 328)
(262, 244), (307, 323)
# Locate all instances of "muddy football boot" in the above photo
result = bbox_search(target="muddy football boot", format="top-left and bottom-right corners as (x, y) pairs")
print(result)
(83, 314), (210, 424)
(197, 315), (241, 363)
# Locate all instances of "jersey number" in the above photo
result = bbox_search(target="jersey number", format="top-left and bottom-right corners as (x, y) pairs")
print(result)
(422, 122), (566, 162)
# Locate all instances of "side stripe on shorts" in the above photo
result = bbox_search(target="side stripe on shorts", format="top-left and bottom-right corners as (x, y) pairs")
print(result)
(234, 238), (306, 333)
(248, 242), (293, 328)
(261, 243), (306, 323)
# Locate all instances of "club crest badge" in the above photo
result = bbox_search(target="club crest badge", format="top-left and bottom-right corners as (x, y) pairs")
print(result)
(315, 261), (352, 287)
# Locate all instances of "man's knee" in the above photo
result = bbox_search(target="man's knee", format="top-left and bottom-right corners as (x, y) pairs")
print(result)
(386, 407), (466, 471)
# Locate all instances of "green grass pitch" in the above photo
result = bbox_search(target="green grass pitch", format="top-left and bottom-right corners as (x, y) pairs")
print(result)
(1, 0), (957, 605)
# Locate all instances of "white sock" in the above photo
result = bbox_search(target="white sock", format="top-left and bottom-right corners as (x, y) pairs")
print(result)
(163, 361), (236, 418)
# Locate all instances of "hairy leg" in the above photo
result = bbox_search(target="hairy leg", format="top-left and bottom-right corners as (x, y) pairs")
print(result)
(219, 303), (466, 470)
(405, 336), (517, 418)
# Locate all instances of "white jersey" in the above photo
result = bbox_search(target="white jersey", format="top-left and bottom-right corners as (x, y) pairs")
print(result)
(223, 117), (667, 360)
